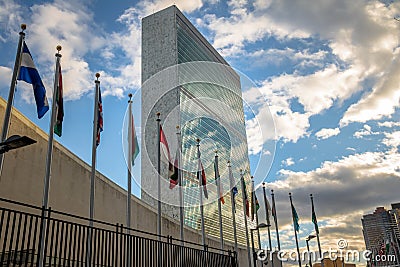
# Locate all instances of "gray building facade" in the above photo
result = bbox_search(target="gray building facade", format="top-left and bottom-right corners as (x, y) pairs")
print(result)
(141, 5), (255, 247)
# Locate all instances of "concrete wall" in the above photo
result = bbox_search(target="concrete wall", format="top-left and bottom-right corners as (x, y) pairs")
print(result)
(0, 97), (250, 266)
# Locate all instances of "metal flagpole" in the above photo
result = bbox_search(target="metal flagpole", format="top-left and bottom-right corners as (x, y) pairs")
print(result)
(251, 177), (262, 250)
(126, 94), (133, 267)
(0, 24), (26, 178)
(127, 94), (133, 230)
(228, 161), (238, 252)
(271, 189), (281, 251)
(311, 194), (323, 265)
(240, 170), (252, 267)
(214, 151), (224, 250)
(156, 112), (161, 239)
(38, 45), (62, 267)
(197, 139), (206, 248)
(262, 183), (274, 267)
(289, 193), (302, 267)
(87, 73), (100, 266)
(89, 73), (100, 225)
(177, 125), (184, 243)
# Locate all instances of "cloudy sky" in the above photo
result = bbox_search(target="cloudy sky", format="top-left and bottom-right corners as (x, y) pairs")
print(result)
(1, 0), (400, 263)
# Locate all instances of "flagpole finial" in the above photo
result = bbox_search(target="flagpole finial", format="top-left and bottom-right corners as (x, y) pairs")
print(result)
(251, 176), (254, 180)
(56, 45), (62, 52)
(271, 189), (274, 193)
(128, 93), (133, 100)
(196, 138), (200, 144)
(215, 150), (218, 155)
(176, 125), (179, 129)
(95, 73), (100, 80)
(21, 24), (26, 31)
(262, 182), (265, 187)
(289, 192), (292, 196)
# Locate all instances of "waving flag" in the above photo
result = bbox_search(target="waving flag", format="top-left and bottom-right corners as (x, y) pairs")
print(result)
(130, 113), (139, 165)
(229, 166), (238, 212)
(291, 203), (300, 232)
(17, 41), (49, 118)
(243, 180), (249, 217)
(214, 157), (225, 204)
(160, 125), (174, 179)
(200, 162), (208, 198)
(169, 148), (179, 189)
(312, 204), (319, 235)
(54, 65), (63, 136)
(96, 88), (103, 146)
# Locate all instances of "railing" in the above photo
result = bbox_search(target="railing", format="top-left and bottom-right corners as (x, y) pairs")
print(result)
(0, 197), (238, 266)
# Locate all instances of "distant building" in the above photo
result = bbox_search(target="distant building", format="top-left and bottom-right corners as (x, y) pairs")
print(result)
(362, 205), (400, 266)
(141, 5), (255, 247)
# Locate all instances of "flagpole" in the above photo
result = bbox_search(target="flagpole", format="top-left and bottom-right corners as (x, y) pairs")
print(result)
(240, 170), (252, 267)
(156, 112), (162, 239)
(271, 189), (281, 251)
(214, 151), (224, 250)
(251, 177), (261, 250)
(86, 73), (100, 267)
(228, 161), (238, 252)
(289, 192), (302, 267)
(311, 194), (323, 263)
(177, 125), (184, 243)
(89, 73), (100, 225)
(126, 94), (133, 267)
(0, 24), (26, 178)
(197, 139), (206, 248)
(262, 183), (274, 267)
(37, 45), (62, 267)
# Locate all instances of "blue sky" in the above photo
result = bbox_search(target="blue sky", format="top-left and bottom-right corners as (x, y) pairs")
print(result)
(1, 0), (400, 260)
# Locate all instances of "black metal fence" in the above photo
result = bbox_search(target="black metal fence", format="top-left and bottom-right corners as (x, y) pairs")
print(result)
(0, 197), (237, 266)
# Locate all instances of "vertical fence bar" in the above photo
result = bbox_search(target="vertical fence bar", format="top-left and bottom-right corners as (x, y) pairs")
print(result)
(1, 211), (12, 265)
(47, 219), (55, 267)
(29, 216), (38, 266)
(12, 212), (22, 266)
(18, 214), (28, 266)
(57, 221), (64, 267)
(71, 224), (77, 267)
(42, 208), (52, 266)
(24, 215), (33, 267)
(53, 220), (60, 267)
(67, 223), (74, 266)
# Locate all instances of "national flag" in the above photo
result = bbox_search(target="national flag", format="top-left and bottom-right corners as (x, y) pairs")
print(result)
(96, 88), (103, 146)
(291, 203), (300, 232)
(214, 157), (225, 204)
(169, 148), (179, 189)
(229, 166), (238, 212)
(54, 64), (63, 137)
(312, 204), (319, 235)
(266, 197), (272, 224)
(243, 180), (249, 217)
(17, 41), (49, 119)
(160, 125), (174, 178)
(130, 113), (139, 165)
(199, 161), (208, 199)
(251, 190), (260, 221)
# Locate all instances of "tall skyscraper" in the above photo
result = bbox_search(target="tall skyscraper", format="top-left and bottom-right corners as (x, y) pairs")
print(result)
(362, 206), (400, 264)
(141, 5), (255, 246)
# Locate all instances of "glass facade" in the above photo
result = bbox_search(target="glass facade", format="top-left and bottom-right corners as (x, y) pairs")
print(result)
(175, 15), (256, 246)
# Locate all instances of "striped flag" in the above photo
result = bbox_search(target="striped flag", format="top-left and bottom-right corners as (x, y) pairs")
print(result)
(54, 64), (63, 136)
(214, 156), (225, 204)
(17, 41), (49, 119)
(169, 148), (179, 189)
(96, 88), (103, 146)
(160, 125), (174, 179)
(130, 113), (139, 165)
(312, 203), (319, 235)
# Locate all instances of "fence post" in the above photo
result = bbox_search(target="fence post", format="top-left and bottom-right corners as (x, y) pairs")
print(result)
(36, 205), (46, 267)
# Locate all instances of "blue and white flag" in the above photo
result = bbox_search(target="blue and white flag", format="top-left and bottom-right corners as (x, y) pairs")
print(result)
(17, 41), (49, 119)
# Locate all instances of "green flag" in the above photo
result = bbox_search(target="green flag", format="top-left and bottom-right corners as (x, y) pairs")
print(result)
(291, 203), (300, 232)
(312, 206), (319, 234)
(54, 64), (63, 137)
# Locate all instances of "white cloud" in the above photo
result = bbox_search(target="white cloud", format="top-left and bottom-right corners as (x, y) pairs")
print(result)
(315, 127), (340, 140)
(0, 0), (22, 42)
(382, 131), (400, 149)
(353, 124), (379, 139)
(378, 121), (400, 128)
(282, 157), (294, 166)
